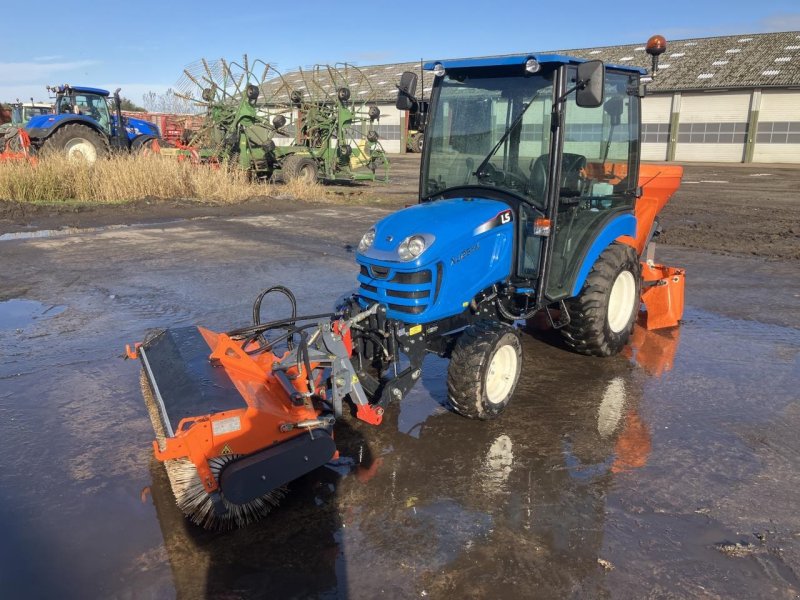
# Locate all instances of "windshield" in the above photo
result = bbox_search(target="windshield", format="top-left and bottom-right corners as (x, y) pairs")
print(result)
(422, 71), (554, 207)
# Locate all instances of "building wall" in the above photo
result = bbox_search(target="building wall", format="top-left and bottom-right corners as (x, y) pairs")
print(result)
(641, 95), (673, 161)
(673, 92), (752, 162)
(753, 89), (800, 163)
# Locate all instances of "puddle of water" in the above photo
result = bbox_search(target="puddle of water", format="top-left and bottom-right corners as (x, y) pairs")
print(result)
(0, 224), (130, 242)
(0, 299), (66, 330)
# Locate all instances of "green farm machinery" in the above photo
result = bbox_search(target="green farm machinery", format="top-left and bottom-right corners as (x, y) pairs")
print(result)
(173, 56), (388, 182)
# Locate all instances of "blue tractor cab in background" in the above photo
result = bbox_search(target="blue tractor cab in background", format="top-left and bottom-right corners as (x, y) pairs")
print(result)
(25, 85), (160, 162)
(342, 36), (683, 421)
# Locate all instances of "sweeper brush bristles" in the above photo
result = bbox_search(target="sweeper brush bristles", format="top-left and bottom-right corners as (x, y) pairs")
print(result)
(139, 371), (284, 530)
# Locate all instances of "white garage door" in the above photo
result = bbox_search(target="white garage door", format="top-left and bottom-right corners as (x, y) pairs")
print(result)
(753, 90), (800, 163)
(641, 94), (673, 161)
(675, 92), (752, 162)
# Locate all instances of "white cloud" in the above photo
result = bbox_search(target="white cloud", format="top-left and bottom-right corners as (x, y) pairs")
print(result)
(0, 59), (100, 84)
(32, 55), (64, 62)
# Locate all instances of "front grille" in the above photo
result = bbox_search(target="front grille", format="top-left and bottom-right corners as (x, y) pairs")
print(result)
(357, 261), (437, 321)
(386, 289), (429, 299)
(391, 270), (432, 284)
(370, 265), (390, 279)
(388, 303), (426, 315)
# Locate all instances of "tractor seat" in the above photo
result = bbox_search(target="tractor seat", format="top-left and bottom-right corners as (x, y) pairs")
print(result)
(528, 153), (587, 201)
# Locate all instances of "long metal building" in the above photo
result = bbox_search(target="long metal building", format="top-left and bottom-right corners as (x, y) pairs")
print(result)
(265, 31), (800, 163)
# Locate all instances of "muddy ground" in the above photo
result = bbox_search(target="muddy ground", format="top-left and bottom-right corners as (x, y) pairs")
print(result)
(2, 155), (798, 261)
(0, 157), (799, 599)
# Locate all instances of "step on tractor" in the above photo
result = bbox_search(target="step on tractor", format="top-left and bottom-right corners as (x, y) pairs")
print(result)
(171, 57), (388, 182)
(129, 36), (685, 530)
(22, 85), (160, 163)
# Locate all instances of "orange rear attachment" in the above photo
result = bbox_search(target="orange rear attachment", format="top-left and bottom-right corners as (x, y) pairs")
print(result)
(640, 262), (685, 330)
(0, 129), (37, 165)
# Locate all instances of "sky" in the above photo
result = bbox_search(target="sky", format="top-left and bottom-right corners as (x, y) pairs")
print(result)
(3, 0), (799, 105)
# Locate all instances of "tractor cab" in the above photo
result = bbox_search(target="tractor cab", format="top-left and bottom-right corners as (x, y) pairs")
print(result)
(53, 86), (113, 133)
(397, 55), (643, 308)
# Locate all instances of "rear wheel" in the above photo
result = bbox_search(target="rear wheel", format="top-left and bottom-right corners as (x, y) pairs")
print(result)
(448, 321), (522, 420)
(42, 123), (109, 164)
(561, 242), (641, 357)
(281, 155), (319, 183)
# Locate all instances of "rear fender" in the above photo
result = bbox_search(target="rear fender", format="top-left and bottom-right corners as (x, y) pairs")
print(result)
(26, 114), (105, 141)
(569, 213), (636, 297)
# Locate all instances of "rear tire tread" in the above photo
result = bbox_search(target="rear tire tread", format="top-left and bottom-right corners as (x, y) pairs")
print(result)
(561, 242), (641, 357)
(41, 123), (110, 161)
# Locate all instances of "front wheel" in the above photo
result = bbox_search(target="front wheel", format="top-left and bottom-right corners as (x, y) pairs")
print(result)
(561, 242), (641, 357)
(447, 321), (522, 420)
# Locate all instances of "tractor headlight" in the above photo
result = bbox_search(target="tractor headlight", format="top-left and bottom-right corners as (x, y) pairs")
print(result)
(432, 63), (446, 77)
(398, 234), (430, 261)
(358, 228), (376, 252)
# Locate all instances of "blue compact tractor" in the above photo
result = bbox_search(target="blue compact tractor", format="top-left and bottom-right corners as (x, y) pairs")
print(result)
(131, 36), (687, 530)
(343, 35), (684, 420)
(25, 85), (160, 162)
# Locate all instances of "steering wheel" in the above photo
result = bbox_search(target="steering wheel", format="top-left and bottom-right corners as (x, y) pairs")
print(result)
(477, 162), (528, 191)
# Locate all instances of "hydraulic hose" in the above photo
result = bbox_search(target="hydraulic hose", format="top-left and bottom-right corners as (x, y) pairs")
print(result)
(252, 286), (297, 348)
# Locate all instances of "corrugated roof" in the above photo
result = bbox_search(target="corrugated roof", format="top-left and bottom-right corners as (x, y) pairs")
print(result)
(262, 31), (800, 103)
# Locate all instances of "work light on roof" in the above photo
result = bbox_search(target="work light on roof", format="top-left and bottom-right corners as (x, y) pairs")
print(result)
(433, 63), (446, 77)
(645, 34), (668, 76)
(525, 58), (541, 73)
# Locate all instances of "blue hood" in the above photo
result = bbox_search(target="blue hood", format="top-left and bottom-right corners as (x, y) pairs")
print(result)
(355, 197), (516, 323)
(26, 114), (60, 129)
(358, 198), (511, 269)
(124, 116), (159, 138)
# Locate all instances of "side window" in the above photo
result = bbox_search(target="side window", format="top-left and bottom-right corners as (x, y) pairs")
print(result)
(560, 70), (639, 208)
(545, 69), (640, 300)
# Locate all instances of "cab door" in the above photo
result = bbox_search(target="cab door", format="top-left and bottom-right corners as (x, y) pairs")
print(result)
(544, 68), (641, 301)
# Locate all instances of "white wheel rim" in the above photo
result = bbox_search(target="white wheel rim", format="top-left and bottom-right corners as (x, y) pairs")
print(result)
(607, 270), (636, 333)
(485, 344), (518, 405)
(64, 138), (97, 163)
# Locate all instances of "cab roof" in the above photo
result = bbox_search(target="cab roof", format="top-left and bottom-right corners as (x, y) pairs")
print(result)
(423, 53), (646, 75)
(60, 85), (110, 96)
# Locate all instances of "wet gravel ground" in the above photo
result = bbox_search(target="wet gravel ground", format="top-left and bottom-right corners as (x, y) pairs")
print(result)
(1, 163), (799, 599)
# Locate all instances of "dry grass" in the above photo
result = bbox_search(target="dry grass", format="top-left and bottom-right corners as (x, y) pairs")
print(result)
(0, 154), (335, 204)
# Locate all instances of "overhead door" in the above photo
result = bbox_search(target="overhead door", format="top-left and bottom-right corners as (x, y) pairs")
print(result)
(675, 92), (752, 162)
(641, 94), (673, 161)
(753, 89), (800, 163)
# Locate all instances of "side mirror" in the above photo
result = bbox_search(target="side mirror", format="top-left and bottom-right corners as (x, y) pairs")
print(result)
(576, 60), (604, 108)
(396, 71), (418, 111)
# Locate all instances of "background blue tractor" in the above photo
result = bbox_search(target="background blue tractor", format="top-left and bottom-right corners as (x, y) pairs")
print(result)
(346, 36), (684, 421)
(24, 85), (160, 162)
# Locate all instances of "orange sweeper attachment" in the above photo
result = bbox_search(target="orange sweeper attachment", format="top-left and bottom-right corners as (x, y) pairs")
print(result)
(129, 288), (383, 529)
